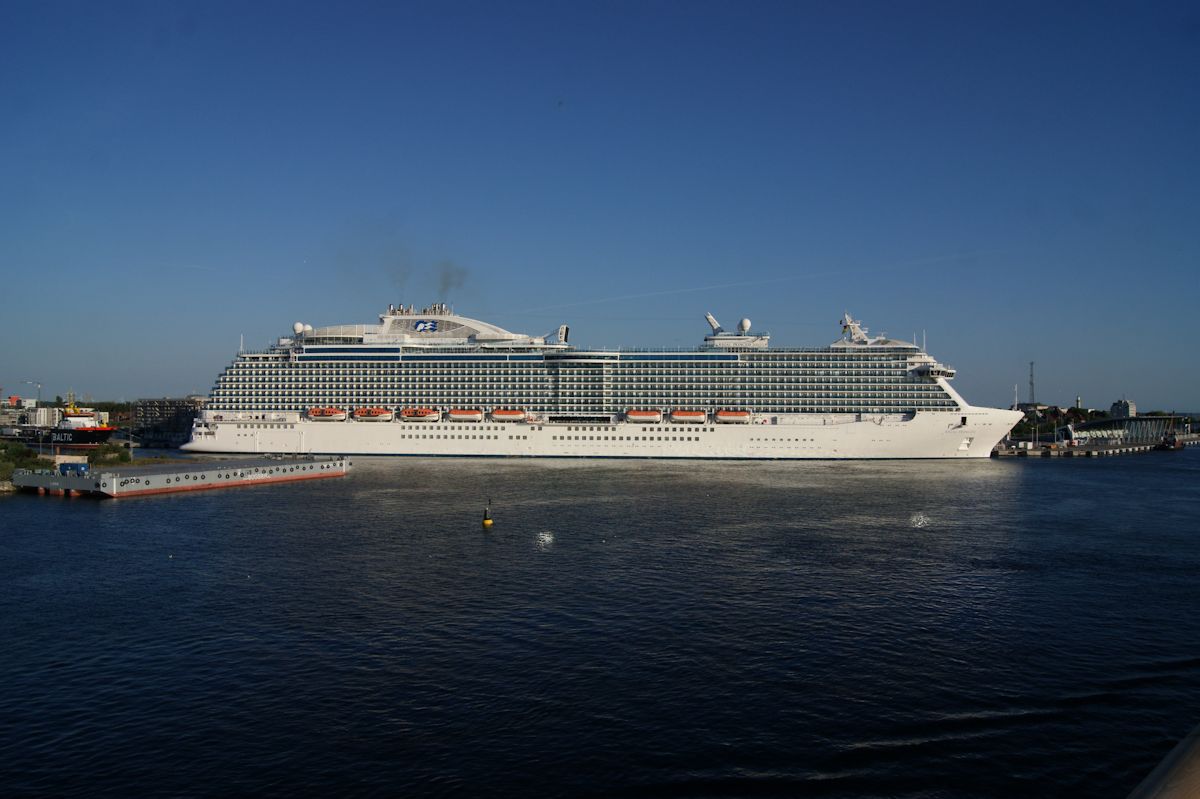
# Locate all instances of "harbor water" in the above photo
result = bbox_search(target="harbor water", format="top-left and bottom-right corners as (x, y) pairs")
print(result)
(2, 451), (1199, 797)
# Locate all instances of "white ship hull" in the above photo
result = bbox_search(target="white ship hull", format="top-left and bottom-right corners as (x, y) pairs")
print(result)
(184, 407), (1022, 459)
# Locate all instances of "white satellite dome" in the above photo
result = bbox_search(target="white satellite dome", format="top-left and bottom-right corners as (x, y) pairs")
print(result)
(293, 322), (304, 335)
(738, 318), (752, 333)
(303, 324), (314, 334)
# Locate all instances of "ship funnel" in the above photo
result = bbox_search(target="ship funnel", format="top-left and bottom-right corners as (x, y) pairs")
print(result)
(556, 324), (569, 344)
(705, 312), (723, 334)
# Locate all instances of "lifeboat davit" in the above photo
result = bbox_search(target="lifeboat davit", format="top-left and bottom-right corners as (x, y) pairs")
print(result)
(448, 409), (484, 423)
(715, 410), (752, 424)
(308, 407), (347, 422)
(670, 410), (707, 424)
(491, 409), (526, 422)
(625, 409), (663, 424)
(353, 407), (394, 422)
(401, 407), (440, 422)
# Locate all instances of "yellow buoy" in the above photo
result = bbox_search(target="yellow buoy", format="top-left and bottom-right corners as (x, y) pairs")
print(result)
(482, 502), (493, 529)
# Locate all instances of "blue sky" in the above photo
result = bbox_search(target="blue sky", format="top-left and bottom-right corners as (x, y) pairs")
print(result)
(2, 1), (1197, 410)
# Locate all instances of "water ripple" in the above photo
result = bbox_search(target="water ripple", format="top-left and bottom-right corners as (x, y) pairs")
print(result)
(2, 452), (1200, 796)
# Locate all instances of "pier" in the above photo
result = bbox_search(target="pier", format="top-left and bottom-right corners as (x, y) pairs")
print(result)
(12, 456), (351, 498)
(994, 434), (1200, 458)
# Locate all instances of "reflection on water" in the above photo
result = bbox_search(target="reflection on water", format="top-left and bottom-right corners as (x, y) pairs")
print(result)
(2, 452), (1199, 797)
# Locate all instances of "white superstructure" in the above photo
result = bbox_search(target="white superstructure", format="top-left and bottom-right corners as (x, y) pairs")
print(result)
(183, 304), (1021, 459)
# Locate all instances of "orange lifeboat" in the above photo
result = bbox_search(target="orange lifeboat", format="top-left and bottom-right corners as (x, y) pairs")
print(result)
(625, 409), (663, 424)
(448, 409), (484, 422)
(490, 409), (526, 423)
(308, 407), (347, 422)
(715, 410), (752, 424)
(353, 407), (394, 422)
(670, 410), (707, 424)
(401, 407), (440, 422)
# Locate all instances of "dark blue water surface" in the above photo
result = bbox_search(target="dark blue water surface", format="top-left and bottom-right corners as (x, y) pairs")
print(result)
(2, 450), (1200, 797)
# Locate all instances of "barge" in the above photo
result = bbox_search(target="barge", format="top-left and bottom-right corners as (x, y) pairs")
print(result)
(12, 456), (350, 498)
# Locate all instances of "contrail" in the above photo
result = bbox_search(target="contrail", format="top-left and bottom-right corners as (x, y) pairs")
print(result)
(514, 251), (990, 314)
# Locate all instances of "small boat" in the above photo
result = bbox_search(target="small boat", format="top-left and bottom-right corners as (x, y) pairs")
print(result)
(308, 407), (347, 421)
(490, 409), (526, 422)
(448, 409), (484, 423)
(625, 409), (663, 424)
(715, 410), (752, 424)
(670, 410), (707, 424)
(352, 407), (394, 422)
(401, 408), (440, 422)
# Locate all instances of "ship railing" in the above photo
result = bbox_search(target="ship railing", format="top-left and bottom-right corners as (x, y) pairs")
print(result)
(1128, 721), (1200, 798)
(255, 344), (926, 356)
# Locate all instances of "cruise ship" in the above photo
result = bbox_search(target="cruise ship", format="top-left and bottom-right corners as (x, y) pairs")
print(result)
(183, 303), (1021, 459)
